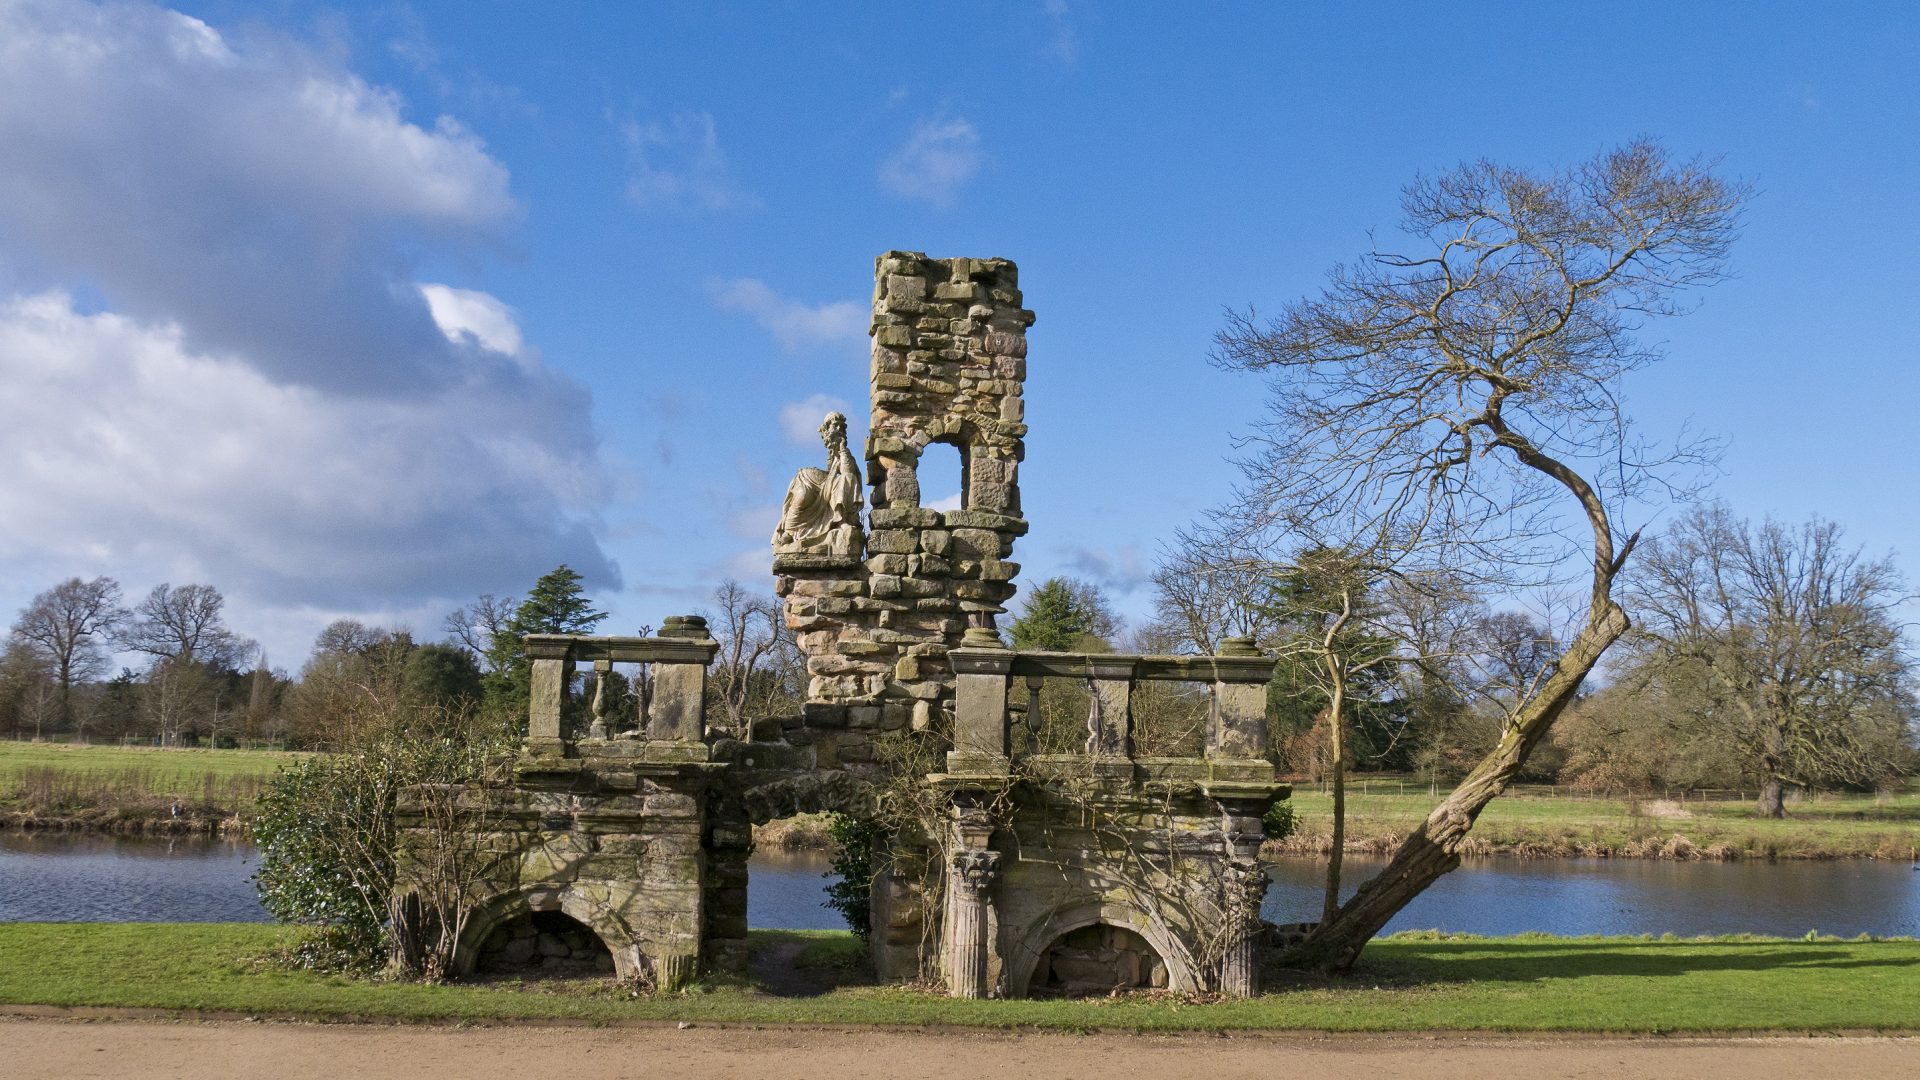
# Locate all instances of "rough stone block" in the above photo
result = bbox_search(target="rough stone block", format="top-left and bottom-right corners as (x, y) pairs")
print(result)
(949, 528), (1005, 560)
(868, 529), (918, 554)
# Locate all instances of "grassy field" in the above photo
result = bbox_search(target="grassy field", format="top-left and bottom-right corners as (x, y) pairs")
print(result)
(0, 742), (303, 786)
(1275, 778), (1920, 860)
(2, 923), (1917, 1032)
(0, 742), (305, 833)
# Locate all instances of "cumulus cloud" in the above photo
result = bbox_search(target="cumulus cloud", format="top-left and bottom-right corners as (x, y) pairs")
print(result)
(879, 117), (982, 207)
(710, 279), (866, 352)
(0, 1), (617, 658)
(0, 292), (613, 608)
(620, 110), (758, 212)
(0, 0), (519, 394)
(778, 394), (854, 445)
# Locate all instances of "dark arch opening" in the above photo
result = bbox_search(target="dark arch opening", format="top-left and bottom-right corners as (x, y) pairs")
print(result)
(1027, 922), (1168, 997)
(474, 909), (613, 978)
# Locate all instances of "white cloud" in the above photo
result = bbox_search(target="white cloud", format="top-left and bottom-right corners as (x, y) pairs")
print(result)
(0, 0), (518, 392)
(420, 283), (524, 357)
(779, 394), (854, 445)
(620, 110), (758, 212)
(0, 291), (612, 659)
(710, 279), (866, 353)
(0, 2), (617, 661)
(927, 491), (964, 512)
(879, 117), (982, 207)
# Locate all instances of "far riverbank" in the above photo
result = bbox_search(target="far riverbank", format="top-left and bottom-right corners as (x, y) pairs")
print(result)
(7, 743), (1916, 861)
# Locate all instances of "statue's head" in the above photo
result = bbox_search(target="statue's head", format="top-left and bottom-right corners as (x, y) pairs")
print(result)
(819, 411), (847, 445)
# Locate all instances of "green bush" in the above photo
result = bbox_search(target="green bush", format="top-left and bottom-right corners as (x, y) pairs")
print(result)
(1262, 799), (1300, 842)
(822, 813), (879, 941)
(252, 718), (504, 972)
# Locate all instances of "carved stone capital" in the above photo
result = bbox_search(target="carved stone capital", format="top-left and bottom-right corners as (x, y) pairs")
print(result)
(950, 848), (1002, 892)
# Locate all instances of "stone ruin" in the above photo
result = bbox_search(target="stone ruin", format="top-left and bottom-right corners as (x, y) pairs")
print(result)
(395, 252), (1291, 998)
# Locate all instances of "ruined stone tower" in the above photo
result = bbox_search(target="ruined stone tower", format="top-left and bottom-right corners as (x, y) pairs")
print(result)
(774, 253), (1034, 765)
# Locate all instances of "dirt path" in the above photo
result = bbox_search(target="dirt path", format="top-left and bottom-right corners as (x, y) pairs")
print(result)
(2, 1018), (1915, 1080)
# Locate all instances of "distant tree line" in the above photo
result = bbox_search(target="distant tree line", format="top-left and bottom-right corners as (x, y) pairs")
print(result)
(2, 564), (805, 752)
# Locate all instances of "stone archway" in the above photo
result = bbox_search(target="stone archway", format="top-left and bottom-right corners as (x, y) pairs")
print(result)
(734, 770), (877, 826)
(454, 885), (645, 981)
(1002, 900), (1202, 998)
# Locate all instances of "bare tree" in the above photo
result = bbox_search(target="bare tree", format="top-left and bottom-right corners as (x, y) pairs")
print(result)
(443, 594), (516, 672)
(119, 583), (251, 670)
(1211, 140), (1744, 971)
(1625, 504), (1914, 816)
(705, 579), (791, 737)
(8, 576), (126, 732)
(1149, 542), (1286, 654)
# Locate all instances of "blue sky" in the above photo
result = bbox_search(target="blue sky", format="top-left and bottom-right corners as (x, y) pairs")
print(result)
(1, 0), (1915, 666)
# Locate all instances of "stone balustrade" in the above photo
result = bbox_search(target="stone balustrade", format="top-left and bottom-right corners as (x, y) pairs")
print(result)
(521, 615), (719, 759)
(945, 632), (1276, 785)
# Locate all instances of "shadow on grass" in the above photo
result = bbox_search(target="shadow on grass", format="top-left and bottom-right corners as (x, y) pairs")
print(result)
(1293, 935), (1920, 991)
(744, 929), (876, 998)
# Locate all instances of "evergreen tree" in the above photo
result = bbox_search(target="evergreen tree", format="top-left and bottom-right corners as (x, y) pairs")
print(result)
(482, 565), (608, 723)
(1008, 577), (1116, 652)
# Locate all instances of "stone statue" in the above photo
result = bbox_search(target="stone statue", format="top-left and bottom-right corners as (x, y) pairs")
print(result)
(772, 411), (863, 558)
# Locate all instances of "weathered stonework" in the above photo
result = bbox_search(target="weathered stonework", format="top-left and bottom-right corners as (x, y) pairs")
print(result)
(774, 253), (1034, 758)
(396, 252), (1290, 999)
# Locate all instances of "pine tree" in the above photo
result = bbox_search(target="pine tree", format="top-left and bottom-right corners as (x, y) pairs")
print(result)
(482, 565), (608, 725)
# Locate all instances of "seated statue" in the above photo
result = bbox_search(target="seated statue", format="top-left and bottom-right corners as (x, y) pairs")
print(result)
(772, 411), (863, 558)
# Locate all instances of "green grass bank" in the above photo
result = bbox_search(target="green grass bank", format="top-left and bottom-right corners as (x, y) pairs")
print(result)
(2, 924), (1917, 1033)
(0, 742), (304, 834)
(1271, 779), (1920, 861)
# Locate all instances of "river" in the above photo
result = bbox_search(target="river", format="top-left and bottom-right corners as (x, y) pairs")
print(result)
(3, 834), (1917, 937)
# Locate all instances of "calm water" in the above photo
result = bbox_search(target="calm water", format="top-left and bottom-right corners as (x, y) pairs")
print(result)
(5, 834), (1917, 937)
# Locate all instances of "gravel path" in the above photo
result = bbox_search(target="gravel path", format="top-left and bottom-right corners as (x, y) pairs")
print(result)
(3, 1017), (1916, 1080)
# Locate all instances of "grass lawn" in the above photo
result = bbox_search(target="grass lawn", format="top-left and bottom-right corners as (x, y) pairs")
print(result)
(3, 923), (1917, 1032)
(1281, 778), (1920, 860)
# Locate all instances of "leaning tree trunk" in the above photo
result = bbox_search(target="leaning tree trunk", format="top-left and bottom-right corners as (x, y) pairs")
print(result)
(1278, 599), (1630, 973)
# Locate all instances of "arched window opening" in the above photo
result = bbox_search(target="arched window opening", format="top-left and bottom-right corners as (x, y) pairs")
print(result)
(1027, 923), (1167, 997)
(919, 440), (967, 513)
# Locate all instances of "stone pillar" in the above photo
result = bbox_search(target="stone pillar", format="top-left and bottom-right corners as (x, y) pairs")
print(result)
(1218, 856), (1268, 997)
(527, 654), (566, 752)
(1208, 637), (1275, 761)
(588, 658), (612, 740)
(945, 847), (1001, 998)
(647, 615), (718, 748)
(1217, 798), (1270, 997)
(948, 628), (1013, 776)
(1084, 656), (1137, 761)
